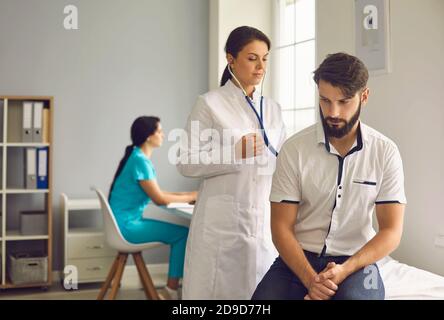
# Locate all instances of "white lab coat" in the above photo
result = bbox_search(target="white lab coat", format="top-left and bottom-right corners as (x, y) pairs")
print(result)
(177, 80), (286, 299)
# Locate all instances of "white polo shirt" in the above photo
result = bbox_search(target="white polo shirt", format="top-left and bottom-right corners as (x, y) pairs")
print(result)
(270, 121), (407, 256)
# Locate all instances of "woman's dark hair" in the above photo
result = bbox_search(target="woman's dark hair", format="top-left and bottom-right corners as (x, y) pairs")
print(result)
(220, 26), (271, 86)
(313, 52), (369, 98)
(108, 116), (160, 200)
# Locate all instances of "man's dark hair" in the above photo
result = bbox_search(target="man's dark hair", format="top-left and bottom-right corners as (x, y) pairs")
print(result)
(313, 52), (369, 98)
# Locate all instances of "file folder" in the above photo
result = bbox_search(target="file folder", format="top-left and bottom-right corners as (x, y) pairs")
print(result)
(22, 102), (33, 143)
(25, 148), (37, 189)
(42, 108), (50, 143)
(6, 101), (21, 142)
(36, 147), (48, 189)
(33, 102), (44, 143)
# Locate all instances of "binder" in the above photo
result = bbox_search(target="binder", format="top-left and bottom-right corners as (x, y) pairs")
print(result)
(42, 108), (50, 143)
(6, 101), (22, 143)
(22, 102), (33, 143)
(36, 147), (48, 189)
(33, 102), (44, 143)
(25, 148), (37, 189)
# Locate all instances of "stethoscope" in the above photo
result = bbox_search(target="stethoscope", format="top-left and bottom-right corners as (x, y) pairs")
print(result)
(227, 65), (278, 157)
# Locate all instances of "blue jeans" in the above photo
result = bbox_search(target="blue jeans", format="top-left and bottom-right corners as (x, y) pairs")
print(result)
(252, 251), (385, 300)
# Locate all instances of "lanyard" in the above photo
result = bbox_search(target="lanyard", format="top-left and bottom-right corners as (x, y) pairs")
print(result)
(245, 96), (278, 157)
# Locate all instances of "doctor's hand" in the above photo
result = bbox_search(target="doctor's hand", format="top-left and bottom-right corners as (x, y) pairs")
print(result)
(235, 133), (265, 160)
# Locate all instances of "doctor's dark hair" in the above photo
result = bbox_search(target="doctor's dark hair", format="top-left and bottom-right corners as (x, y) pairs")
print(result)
(313, 52), (369, 98)
(108, 116), (160, 200)
(220, 26), (271, 86)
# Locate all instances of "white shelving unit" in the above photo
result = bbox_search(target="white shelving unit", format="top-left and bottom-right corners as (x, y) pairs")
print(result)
(5, 143), (50, 147)
(61, 193), (116, 285)
(0, 96), (53, 289)
(3, 190), (49, 194)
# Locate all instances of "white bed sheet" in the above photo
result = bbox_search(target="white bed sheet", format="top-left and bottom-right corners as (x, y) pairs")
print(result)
(377, 256), (444, 300)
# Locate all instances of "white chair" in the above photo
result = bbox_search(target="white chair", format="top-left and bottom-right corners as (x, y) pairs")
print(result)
(92, 187), (162, 300)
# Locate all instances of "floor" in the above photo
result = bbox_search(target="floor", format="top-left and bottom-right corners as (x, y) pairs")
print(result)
(0, 281), (164, 300)
(0, 273), (168, 300)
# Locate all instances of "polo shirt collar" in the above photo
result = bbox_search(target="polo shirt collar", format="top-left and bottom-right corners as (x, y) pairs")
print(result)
(316, 120), (364, 155)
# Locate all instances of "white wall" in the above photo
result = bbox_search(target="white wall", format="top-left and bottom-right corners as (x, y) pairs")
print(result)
(317, 0), (444, 275)
(209, 0), (273, 93)
(0, 0), (208, 270)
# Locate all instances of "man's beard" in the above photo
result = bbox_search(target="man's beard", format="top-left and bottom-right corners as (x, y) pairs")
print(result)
(320, 102), (361, 139)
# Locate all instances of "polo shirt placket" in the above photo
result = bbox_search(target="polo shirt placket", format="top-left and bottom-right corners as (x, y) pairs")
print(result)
(320, 126), (363, 257)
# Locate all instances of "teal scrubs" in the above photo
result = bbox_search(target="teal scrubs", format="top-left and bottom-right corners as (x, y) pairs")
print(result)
(110, 147), (188, 278)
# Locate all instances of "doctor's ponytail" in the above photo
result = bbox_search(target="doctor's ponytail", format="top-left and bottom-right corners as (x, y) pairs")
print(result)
(108, 116), (160, 200)
(220, 65), (232, 88)
(220, 26), (271, 87)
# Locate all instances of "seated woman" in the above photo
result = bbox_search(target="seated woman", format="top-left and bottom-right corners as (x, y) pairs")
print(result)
(109, 116), (197, 300)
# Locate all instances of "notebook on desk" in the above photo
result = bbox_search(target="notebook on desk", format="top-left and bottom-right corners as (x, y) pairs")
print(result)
(165, 203), (194, 217)
(166, 203), (194, 209)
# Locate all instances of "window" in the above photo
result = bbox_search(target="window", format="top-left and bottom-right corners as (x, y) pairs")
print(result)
(272, 0), (316, 137)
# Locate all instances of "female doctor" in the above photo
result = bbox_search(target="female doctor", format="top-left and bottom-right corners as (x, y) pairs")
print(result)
(177, 26), (286, 299)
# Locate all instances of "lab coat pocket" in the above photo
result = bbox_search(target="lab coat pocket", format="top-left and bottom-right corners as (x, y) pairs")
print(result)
(203, 195), (239, 248)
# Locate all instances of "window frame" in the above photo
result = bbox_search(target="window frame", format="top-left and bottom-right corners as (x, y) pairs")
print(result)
(271, 0), (317, 136)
